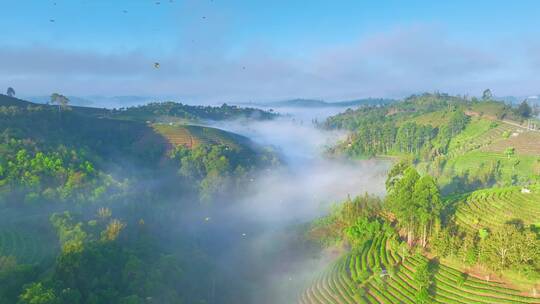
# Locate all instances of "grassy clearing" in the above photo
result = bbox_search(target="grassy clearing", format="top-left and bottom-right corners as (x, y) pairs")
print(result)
(468, 102), (508, 120)
(401, 110), (450, 127)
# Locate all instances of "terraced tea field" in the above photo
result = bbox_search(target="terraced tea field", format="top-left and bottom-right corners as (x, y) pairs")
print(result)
(153, 124), (199, 148)
(300, 233), (400, 304)
(454, 185), (540, 232)
(0, 228), (56, 264)
(299, 233), (540, 304)
(483, 131), (540, 156)
(439, 150), (540, 186)
(447, 121), (515, 158)
(153, 124), (250, 150)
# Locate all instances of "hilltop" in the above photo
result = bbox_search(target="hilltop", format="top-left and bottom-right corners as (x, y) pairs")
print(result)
(25, 95), (153, 108)
(0, 94), (36, 107)
(0, 96), (274, 203)
(109, 101), (277, 123)
(0, 94), (273, 151)
(2, 95), (277, 123)
(0, 93), (112, 117)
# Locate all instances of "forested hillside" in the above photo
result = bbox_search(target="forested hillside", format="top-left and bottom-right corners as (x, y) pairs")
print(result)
(107, 101), (277, 122)
(326, 93), (540, 193)
(302, 93), (540, 303)
(247, 98), (395, 108)
(0, 94), (279, 303)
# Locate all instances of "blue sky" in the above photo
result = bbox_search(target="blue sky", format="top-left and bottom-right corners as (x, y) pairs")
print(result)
(2, 0), (540, 102)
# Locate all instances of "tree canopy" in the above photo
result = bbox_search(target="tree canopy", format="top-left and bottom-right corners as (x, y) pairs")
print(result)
(517, 100), (532, 118)
(6, 87), (15, 97)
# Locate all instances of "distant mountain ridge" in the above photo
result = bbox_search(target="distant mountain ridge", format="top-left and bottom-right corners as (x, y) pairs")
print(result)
(239, 98), (395, 108)
(23, 95), (397, 109)
(496, 95), (540, 105)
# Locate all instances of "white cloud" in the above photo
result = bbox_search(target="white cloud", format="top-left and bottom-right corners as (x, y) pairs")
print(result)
(0, 25), (537, 100)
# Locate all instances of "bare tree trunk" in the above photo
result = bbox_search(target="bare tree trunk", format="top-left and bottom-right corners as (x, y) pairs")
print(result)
(407, 226), (414, 247)
(499, 248), (508, 269)
(422, 225), (427, 248)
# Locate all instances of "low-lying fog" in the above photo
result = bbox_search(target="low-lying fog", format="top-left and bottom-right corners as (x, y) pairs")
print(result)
(192, 107), (389, 304)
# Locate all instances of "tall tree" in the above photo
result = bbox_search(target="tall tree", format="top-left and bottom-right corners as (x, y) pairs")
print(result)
(6, 87), (15, 97)
(50, 93), (70, 112)
(482, 89), (492, 101)
(517, 100), (532, 118)
(413, 175), (442, 247)
(387, 166), (420, 246)
(385, 161), (409, 191)
(480, 224), (519, 270)
(448, 110), (469, 136)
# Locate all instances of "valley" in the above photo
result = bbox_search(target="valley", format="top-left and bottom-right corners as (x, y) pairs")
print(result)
(5, 2), (540, 303)
(1, 91), (540, 304)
